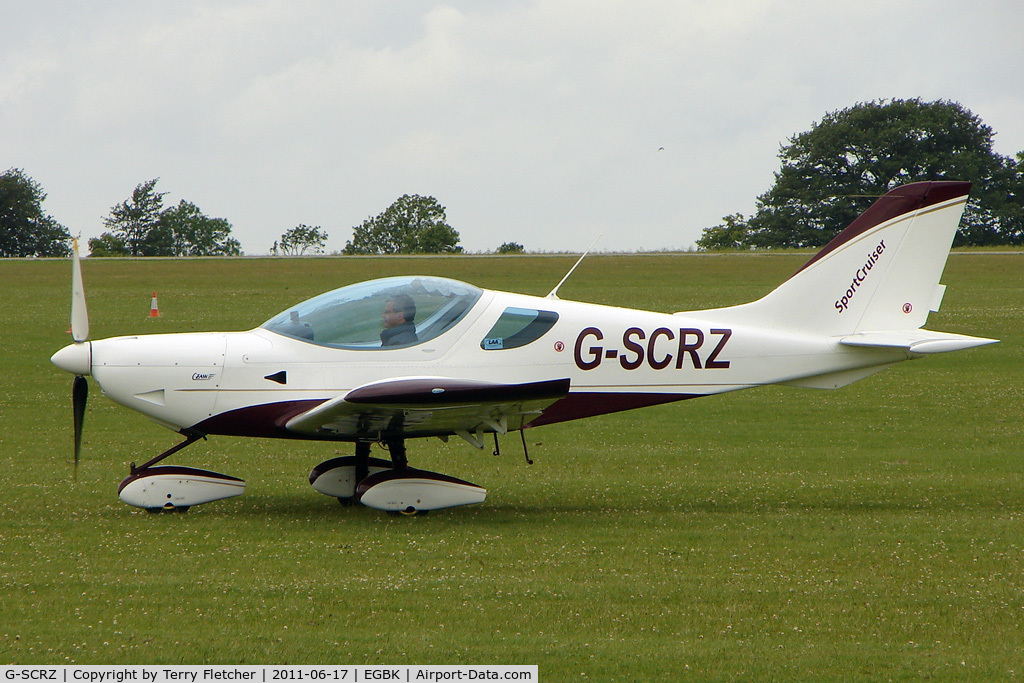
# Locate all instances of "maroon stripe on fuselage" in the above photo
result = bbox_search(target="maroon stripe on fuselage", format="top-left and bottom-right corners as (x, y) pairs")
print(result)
(193, 399), (327, 439)
(792, 181), (971, 278)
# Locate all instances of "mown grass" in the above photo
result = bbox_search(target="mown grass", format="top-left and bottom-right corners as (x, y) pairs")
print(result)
(0, 253), (1021, 679)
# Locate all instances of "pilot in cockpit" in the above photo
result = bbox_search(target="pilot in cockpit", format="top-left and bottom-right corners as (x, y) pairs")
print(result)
(380, 293), (418, 346)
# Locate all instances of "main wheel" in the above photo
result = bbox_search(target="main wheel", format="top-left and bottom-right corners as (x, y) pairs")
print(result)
(388, 507), (429, 517)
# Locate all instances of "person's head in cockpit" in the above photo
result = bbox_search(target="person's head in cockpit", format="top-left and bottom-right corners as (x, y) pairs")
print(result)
(381, 293), (418, 346)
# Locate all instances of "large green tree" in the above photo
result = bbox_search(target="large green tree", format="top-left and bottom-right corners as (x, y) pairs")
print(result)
(344, 194), (462, 255)
(86, 232), (129, 257)
(0, 168), (71, 257)
(102, 178), (166, 256)
(693, 214), (752, 251)
(272, 224), (328, 255)
(92, 180), (243, 256)
(160, 200), (241, 256)
(697, 99), (1024, 249)
(495, 241), (525, 254)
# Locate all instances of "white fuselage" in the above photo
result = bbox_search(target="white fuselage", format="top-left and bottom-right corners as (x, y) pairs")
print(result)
(72, 288), (905, 438)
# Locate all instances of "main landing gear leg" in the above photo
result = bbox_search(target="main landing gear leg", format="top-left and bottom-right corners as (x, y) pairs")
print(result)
(310, 438), (487, 514)
(332, 441), (373, 507)
(308, 443), (392, 506)
(355, 441), (370, 484)
(386, 438), (409, 470)
(382, 437), (424, 516)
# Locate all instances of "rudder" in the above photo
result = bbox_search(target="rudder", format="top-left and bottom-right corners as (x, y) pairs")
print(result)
(710, 181), (972, 336)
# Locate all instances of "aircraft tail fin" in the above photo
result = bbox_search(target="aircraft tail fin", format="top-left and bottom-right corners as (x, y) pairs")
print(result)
(702, 181), (978, 337)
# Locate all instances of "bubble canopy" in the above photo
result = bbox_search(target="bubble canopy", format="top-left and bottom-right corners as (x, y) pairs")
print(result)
(261, 276), (483, 349)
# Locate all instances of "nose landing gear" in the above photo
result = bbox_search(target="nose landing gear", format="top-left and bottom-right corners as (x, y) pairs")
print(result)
(116, 431), (245, 512)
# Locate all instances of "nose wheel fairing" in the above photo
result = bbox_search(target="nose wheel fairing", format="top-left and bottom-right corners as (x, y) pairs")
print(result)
(114, 431), (245, 512)
(118, 466), (245, 511)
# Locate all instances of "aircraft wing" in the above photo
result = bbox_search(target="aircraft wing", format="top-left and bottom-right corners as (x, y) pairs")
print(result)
(285, 376), (571, 442)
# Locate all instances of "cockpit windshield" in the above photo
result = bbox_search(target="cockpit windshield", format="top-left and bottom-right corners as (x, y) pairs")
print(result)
(261, 276), (483, 349)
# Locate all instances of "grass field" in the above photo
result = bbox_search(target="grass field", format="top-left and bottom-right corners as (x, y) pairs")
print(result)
(1, 253), (1021, 679)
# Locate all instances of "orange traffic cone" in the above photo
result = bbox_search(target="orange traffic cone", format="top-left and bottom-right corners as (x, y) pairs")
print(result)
(149, 292), (161, 318)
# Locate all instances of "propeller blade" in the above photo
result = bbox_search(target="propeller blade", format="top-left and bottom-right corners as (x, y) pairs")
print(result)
(71, 238), (89, 343)
(73, 374), (88, 468)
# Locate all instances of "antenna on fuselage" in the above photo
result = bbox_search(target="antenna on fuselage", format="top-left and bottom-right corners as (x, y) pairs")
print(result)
(546, 234), (602, 299)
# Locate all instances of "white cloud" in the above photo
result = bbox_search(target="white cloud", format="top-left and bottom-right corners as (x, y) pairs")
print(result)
(2, 0), (1022, 255)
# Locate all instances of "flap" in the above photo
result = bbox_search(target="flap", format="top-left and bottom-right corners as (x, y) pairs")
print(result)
(285, 376), (571, 440)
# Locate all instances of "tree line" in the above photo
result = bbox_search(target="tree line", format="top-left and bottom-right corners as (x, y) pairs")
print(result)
(4, 98), (1023, 258)
(88, 178), (241, 256)
(0, 172), (468, 257)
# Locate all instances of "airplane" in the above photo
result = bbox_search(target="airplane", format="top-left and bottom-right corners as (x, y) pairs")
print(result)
(51, 181), (997, 514)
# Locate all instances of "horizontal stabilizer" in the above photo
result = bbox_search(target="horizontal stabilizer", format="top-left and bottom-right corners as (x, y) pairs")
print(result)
(839, 330), (998, 355)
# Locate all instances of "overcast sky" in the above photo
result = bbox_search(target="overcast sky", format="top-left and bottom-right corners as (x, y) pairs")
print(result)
(3, 1), (1022, 255)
